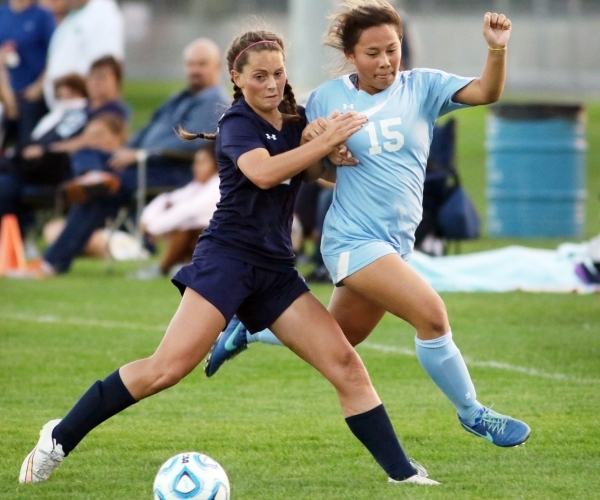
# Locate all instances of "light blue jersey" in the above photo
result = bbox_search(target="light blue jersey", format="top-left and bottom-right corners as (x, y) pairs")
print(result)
(306, 69), (474, 283)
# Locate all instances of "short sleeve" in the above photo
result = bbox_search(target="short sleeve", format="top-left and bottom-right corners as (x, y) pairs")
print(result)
(418, 69), (475, 119)
(219, 114), (266, 166)
(305, 89), (327, 122)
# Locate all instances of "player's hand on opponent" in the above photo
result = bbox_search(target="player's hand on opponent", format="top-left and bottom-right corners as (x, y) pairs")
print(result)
(302, 116), (328, 143)
(302, 110), (364, 164)
(328, 144), (359, 166)
(483, 12), (511, 49)
(322, 110), (367, 148)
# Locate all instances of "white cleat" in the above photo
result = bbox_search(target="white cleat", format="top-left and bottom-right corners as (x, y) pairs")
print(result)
(19, 419), (65, 483)
(388, 458), (440, 486)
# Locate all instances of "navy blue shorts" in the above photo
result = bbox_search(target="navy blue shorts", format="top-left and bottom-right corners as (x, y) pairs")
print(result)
(172, 242), (309, 333)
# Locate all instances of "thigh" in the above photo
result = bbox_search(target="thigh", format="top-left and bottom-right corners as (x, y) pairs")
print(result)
(327, 285), (386, 346)
(269, 292), (378, 415)
(343, 253), (449, 337)
(152, 287), (226, 376)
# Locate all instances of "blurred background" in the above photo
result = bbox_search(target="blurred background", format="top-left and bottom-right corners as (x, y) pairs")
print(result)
(122, 0), (600, 98)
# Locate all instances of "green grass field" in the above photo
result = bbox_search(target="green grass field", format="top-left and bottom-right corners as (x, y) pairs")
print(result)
(1, 84), (599, 498)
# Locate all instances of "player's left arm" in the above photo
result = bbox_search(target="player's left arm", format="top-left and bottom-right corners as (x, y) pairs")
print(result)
(453, 12), (511, 106)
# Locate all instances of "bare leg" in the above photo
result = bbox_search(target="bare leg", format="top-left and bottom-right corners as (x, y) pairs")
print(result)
(120, 287), (225, 399)
(270, 292), (379, 415)
(328, 285), (386, 346)
(341, 254), (449, 340)
(338, 254), (483, 422)
(270, 292), (418, 480)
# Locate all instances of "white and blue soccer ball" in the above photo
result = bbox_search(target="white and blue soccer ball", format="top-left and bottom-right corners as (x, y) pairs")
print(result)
(153, 452), (230, 500)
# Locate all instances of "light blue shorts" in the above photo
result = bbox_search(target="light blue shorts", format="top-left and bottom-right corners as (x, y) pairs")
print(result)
(322, 240), (410, 286)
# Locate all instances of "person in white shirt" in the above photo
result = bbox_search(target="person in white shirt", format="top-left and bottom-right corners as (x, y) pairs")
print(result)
(139, 143), (221, 277)
(43, 0), (124, 109)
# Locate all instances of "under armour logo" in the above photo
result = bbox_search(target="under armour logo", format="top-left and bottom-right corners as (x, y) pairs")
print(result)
(343, 104), (355, 110)
(266, 133), (277, 140)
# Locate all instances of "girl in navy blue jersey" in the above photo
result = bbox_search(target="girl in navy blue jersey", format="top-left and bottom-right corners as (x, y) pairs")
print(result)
(20, 30), (439, 487)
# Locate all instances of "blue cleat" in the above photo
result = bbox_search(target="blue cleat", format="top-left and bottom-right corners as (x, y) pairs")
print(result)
(459, 406), (530, 447)
(204, 316), (249, 377)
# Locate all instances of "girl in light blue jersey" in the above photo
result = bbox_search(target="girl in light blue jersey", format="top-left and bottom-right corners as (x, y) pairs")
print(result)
(207, 0), (531, 450)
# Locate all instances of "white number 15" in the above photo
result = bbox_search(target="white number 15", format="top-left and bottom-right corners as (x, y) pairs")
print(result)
(364, 117), (404, 155)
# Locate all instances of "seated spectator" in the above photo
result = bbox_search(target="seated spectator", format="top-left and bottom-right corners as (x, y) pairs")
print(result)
(0, 56), (127, 221)
(31, 55), (128, 157)
(0, 73), (87, 224)
(136, 143), (220, 279)
(43, 0), (124, 110)
(36, 112), (129, 262)
(16, 38), (230, 278)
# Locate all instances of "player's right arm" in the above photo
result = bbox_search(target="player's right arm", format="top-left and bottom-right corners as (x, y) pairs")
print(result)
(237, 112), (366, 190)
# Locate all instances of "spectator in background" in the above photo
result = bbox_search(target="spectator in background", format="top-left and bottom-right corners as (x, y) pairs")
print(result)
(42, 55), (128, 155)
(0, 56), (127, 223)
(43, 112), (130, 259)
(0, 73), (88, 222)
(0, 0), (55, 148)
(137, 143), (221, 279)
(38, 0), (69, 24)
(43, 0), (124, 109)
(19, 38), (230, 277)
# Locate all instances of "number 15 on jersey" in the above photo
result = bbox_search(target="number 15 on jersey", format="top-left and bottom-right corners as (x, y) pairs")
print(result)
(364, 117), (404, 155)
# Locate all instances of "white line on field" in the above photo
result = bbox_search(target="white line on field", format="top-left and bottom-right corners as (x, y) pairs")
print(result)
(0, 312), (166, 332)
(360, 342), (600, 384)
(2, 312), (598, 384)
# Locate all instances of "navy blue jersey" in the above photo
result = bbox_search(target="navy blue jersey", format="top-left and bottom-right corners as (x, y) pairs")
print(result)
(200, 97), (307, 271)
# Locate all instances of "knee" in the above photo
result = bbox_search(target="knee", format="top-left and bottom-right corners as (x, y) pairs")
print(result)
(147, 357), (188, 394)
(417, 301), (449, 338)
(332, 349), (372, 391)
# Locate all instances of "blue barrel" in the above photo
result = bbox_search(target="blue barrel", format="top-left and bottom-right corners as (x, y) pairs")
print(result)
(486, 104), (587, 237)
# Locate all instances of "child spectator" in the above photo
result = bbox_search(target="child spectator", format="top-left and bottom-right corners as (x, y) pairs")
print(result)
(136, 143), (221, 279)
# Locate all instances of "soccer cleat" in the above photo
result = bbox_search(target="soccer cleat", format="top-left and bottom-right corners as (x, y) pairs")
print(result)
(204, 316), (248, 377)
(19, 419), (65, 483)
(459, 406), (531, 447)
(388, 459), (440, 485)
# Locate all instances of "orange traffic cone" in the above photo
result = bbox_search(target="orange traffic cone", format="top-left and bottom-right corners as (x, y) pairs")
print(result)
(0, 214), (27, 276)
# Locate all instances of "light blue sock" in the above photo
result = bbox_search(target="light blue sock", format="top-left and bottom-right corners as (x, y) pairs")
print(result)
(246, 328), (283, 346)
(415, 331), (483, 424)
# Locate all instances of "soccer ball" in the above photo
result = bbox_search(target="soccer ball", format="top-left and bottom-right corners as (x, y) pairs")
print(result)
(153, 452), (230, 500)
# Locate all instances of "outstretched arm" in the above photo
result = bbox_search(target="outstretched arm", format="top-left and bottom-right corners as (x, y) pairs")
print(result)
(454, 12), (512, 106)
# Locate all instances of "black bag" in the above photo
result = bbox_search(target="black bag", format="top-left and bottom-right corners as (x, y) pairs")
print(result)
(437, 186), (480, 240)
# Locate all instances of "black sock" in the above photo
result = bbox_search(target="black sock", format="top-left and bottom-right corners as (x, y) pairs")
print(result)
(52, 370), (137, 455)
(345, 404), (415, 481)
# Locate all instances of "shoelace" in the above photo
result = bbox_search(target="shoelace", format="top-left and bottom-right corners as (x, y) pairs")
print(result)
(35, 447), (64, 479)
(408, 458), (429, 478)
(480, 409), (508, 435)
